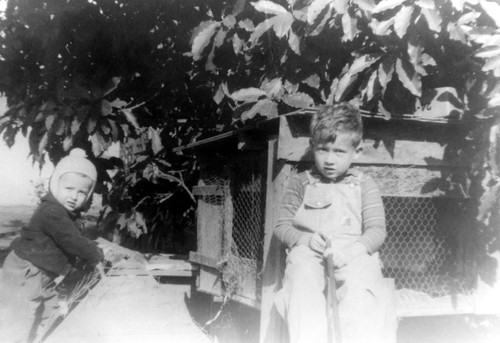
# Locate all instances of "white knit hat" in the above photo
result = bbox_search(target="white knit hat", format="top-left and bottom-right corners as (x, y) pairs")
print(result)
(49, 148), (97, 200)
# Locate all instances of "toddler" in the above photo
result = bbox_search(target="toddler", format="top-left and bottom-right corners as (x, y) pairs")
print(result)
(0, 148), (104, 343)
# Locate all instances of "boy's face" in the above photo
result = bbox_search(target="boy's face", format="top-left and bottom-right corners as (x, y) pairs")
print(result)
(54, 172), (93, 212)
(312, 133), (362, 180)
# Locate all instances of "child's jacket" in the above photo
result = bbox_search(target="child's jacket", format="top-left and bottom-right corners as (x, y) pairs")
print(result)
(10, 193), (102, 277)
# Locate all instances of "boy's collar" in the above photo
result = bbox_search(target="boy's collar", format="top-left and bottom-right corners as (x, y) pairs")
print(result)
(309, 167), (360, 183)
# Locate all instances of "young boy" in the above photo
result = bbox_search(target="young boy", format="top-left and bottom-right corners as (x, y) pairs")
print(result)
(0, 148), (104, 343)
(274, 103), (389, 343)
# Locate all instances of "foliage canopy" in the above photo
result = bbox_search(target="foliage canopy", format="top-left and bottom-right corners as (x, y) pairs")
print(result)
(190, 0), (500, 123)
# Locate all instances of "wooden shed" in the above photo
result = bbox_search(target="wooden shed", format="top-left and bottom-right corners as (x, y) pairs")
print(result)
(174, 110), (497, 340)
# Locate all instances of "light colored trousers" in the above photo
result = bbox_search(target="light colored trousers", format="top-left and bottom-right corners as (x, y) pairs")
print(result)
(276, 245), (390, 343)
(0, 251), (59, 343)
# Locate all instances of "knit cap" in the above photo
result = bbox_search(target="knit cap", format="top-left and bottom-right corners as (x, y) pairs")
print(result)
(49, 148), (97, 200)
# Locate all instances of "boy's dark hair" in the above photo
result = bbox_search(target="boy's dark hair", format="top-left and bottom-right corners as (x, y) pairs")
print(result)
(310, 102), (363, 147)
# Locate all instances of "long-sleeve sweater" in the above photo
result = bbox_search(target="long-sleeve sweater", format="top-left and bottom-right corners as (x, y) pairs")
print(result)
(11, 193), (103, 277)
(274, 168), (386, 254)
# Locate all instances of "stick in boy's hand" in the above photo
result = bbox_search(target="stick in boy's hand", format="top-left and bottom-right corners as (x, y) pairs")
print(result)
(325, 238), (342, 343)
(324, 249), (349, 269)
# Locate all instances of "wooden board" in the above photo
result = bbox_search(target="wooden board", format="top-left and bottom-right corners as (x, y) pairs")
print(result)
(355, 165), (467, 197)
(260, 138), (290, 343)
(107, 254), (195, 277)
(277, 115), (467, 167)
(189, 251), (220, 269)
(396, 288), (474, 317)
(198, 265), (223, 297)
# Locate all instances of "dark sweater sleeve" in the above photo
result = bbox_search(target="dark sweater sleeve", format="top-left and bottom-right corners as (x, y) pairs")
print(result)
(274, 173), (312, 249)
(357, 175), (387, 254)
(42, 207), (103, 266)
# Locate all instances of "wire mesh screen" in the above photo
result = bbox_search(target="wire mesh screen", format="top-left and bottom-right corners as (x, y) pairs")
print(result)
(223, 170), (264, 295)
(231, 173), (264, 261)
(196, 152), (266, 297)
(380, 196), (475, 299)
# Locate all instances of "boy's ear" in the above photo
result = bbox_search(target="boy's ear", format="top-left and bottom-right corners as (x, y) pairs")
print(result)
(353, 144), (363, 160)
(309, 138), (315, 149)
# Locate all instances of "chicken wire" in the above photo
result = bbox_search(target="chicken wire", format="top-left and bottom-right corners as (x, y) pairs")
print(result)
(222, 172), (263, 294)
(380, 196), (475, 298)
(196, 156), (265, 296)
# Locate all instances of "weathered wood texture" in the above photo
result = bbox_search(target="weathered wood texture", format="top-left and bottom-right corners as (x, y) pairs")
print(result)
(278, 115), (467, 167)
(193, 171), (227, 297)
(260, 138), (290, 343)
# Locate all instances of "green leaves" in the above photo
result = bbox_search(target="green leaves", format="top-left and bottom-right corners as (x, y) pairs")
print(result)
(473, 35), (500, 77)
(185, 0), (500, 124)
(191, 20), (220, 61)
(420, 7), (442, 33)
(394, 6), (414, 38)
(282, 92), (315, 108)
(252, 0), (289, 15)
(269, 12), (294, 38)
(372, 0), (406, 13)
(307, 0), (331, 25)
(228, 76), (316, 123)
(342, 12), (358, 42)
(378, 57), (395, 92)
(250, 0), (294, 39)
(396, 58), (421, 97)
(333, 53), (382, 101)
(231, 88), (267, 102)
(480, 0), (500, 27)
(241, 98), (278, 121)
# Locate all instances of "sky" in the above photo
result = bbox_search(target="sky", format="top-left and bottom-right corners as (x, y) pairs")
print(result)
(0, 97), (54, 205)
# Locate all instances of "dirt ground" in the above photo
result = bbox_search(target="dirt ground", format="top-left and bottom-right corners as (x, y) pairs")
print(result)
(2, 206), (500, 343)
(0, 205), (34, 263)
(191, 294), (500, 343)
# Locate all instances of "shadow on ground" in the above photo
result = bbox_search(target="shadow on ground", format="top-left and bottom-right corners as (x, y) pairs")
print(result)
(183, 287), (260, 343)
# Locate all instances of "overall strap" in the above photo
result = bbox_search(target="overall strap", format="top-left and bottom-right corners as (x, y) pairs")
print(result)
(304, 170), (316, 185)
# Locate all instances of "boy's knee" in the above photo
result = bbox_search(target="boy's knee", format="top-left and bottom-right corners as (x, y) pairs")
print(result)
(286, 264), (325, 292)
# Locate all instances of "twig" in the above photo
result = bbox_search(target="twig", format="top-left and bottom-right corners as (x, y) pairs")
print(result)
(201, 294), (230, 332)
(33, 269), (102, 343)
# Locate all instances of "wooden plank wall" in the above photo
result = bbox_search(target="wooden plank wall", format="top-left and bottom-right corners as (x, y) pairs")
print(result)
(277, 115), (464, 167)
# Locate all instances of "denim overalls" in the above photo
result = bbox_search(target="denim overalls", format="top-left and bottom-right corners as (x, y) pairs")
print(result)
(277, 171), (389, 343)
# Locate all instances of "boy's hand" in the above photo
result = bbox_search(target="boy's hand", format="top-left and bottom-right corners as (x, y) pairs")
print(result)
(324, 241), (368, 269)
(324, 248), (350, 269)
(308, 232), (327, 254)
(96, 239), (118, 263)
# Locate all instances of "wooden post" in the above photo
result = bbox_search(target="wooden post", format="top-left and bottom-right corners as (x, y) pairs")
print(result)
(260, 137), (291, 343)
